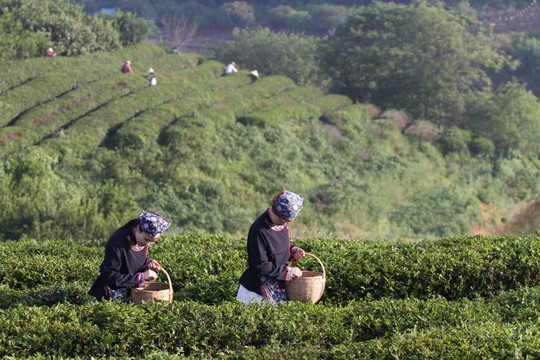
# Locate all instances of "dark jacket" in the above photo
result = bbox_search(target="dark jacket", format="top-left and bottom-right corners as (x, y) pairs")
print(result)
(239, 210), (294, 296)
(88, 226), (149, 301)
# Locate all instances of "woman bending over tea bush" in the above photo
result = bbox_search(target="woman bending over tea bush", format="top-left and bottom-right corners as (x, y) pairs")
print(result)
(88, 211), (170, 302)
(237, 190), (306, 305)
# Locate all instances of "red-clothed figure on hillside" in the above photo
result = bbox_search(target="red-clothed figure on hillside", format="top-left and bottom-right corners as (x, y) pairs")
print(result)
(122, 60), (133, 73)
(45, 47), (56, 57)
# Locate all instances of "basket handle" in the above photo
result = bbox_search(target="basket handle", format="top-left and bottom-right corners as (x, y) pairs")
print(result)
(300, 253), (326, 280)
(160, 268), (173, 304)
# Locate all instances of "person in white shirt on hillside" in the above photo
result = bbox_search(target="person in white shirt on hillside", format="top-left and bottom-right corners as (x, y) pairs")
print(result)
(225, 61), (238, 74)
(147, 68), (157, 86)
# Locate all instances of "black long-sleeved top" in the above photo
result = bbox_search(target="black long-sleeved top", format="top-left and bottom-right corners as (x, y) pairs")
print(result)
(239, 210), (295, 300)
(88, 226), (152, 301)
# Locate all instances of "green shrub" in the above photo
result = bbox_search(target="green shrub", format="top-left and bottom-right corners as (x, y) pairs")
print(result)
(438, 126), (472, 155)
(237, 103), (321, 128)
(2, 234), (540, 357)
(469, 136), (495, 157)
(220, 1), (255, 29)
(100, 10), (157, 46)
(212, 27), (321, 85)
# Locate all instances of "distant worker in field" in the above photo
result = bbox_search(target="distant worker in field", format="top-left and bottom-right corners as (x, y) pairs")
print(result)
(237, 190), (306, 305)
(88, 211), (171, 302)
(249, 70), (259, 82)
(225, 61), (238, 74)
(45, 47), (56, 57)
(146, 68), (157, 86)
(170, 47), (180, 54)
(122, 60), (133, 73)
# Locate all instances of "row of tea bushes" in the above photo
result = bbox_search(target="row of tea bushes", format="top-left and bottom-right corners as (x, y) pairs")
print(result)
(0, 43), (180, 94)
(0, 43), (191, 127)
(161, 85), (336, 153)
(238, 103), (320, 128)
(237, 90), (352, 128)
(161, 233), (540, 304)
(0, 46), (202, 156)
(322, 103), (375, 128)
(173, 85), (324, 132)
(109, 65), (252, 154)
(306, 234), (540, 303)
(2, 286), (540, 358)
(2, 234), (540, 306)
(0, 74), (146, 151)
(208, 75), (298, 115)
(112, 75), (296, 155)
(175, 75), (303, 126)
(223, 74), (297, 99)
(28, 61), (227, 159)
(0, 68), (97, 127)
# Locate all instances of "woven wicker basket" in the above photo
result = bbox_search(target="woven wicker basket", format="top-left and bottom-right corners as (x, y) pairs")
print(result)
(132, 268), (173, 305)
(286, 253), (326, 304)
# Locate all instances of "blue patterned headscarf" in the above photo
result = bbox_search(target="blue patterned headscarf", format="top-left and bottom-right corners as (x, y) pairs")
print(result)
(138, 211), (170, 240)
(272, 190), (303, 221)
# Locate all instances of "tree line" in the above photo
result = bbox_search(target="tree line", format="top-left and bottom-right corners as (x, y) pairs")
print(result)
(0, 0), (156, 60)
(212, 1), (540, 160)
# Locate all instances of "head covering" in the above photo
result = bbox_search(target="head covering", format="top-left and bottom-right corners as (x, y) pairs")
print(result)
(272, 190), (303, 221)
(138, 211), (170, 240)
(47, 47), (54, 52)
(250, 70), (259, 77)
(147, 68), (154, 73)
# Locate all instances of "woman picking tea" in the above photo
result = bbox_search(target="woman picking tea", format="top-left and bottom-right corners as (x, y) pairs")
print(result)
(88, 211), (170, 302)
(237, 190), (306, 305)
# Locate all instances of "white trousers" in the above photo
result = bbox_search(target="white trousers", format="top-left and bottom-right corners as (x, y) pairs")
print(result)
(236, 285), (268, 305)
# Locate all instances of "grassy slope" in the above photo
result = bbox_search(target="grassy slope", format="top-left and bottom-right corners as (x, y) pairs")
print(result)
(0, 42), (537, 241)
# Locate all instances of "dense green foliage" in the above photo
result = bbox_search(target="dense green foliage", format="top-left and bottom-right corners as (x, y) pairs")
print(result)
(2, 234), (540, 358)
(72, 0), (358, 32)
(212, 27), (321, 85)
(70, 0), (537, 34)
(464, 81), (540, 156)
(1, 1), (539, 357)
(0, 0), (155, 59)
(0, 12), (49, 60)
(318, 1), (508, 123)
(211, 2), (540, 162)
(0, 41), (538, 242)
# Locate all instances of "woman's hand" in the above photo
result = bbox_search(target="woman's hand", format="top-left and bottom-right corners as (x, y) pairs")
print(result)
(293, 247), (306, 261)
(147, 259), (161, 271)
(144, 269), (157, 281)
(291, 267), (303, 278)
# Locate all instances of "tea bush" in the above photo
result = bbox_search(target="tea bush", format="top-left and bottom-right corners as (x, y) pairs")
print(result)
(3, 234), (540, 306)
(2, 234), (540, 358)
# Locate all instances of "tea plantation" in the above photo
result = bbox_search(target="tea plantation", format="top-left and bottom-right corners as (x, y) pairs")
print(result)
(2, 234), (540, 358)
(1, 42), (539, 358)
(1, 43), (537, 242)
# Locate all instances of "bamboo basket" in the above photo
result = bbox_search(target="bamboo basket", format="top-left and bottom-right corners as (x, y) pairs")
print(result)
(132, 268), (173, 305)
(286, 253), (326, 304)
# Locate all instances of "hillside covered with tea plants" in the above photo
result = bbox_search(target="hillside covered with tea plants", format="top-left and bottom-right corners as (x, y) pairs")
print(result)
(2, 234), (540, 358)
(0, 41), (538, 242)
